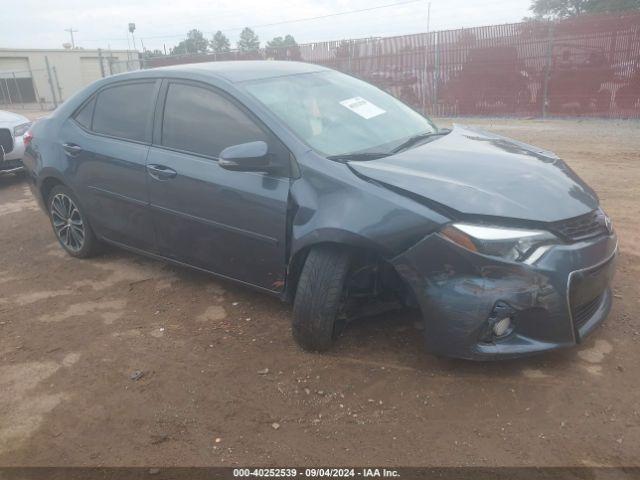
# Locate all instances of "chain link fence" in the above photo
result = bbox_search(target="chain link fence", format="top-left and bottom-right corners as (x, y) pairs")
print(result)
(0, 67), (59, 111)
(104, 57), (144, 76)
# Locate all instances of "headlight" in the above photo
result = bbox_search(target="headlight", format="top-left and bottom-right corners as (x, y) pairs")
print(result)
(601, 208), (613, 235)
(440, 223), (559, 262)
(13, 122), (32, 137)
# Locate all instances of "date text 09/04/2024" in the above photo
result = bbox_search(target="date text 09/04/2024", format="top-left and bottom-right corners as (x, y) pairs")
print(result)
(232, 468), (401, 478)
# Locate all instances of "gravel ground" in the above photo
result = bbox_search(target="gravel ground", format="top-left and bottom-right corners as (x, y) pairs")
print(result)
(0, 116), (639, 467)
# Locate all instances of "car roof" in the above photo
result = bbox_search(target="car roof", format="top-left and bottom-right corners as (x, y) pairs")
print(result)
(0, 110), (29, 124)
(149, 60), (330, 83)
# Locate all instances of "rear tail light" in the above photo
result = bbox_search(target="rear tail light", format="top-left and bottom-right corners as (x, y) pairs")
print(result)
(23, 130), (33, 147)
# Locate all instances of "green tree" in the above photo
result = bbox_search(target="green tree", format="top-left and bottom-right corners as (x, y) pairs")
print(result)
(237, 27), (260, 52)
(266, 34), (300, 60)
(266, 34), (297, 48)
(211, 30), (231, 53)
(171, 29), (210, 55)
(530, 0), (640, 19)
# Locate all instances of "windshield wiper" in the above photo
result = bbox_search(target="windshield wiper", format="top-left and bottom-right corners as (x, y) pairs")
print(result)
(390, 129), (451, 154)
(326, 152), (391, 162)
(327, 128), (452, 161)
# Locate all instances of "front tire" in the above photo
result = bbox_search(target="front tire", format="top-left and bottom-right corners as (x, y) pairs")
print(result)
(292, 245), (352, 352)
(48, 184), (99, 258)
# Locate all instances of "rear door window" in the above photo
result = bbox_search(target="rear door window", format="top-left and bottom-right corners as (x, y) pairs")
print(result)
(161, 82), (267, 158)
(92, 81), (157, 142)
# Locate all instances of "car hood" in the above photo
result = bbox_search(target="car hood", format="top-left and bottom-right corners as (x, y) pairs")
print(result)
(0, 110), (29, 128)
(347, 125), (598, 223)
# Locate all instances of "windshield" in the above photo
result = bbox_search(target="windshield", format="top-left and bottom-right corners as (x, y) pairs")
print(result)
(243, 70), (437, 157)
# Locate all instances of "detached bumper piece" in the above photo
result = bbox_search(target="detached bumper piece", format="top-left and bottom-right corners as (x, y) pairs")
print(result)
(0, 158), (24, 175)
(392, 231), (617, 360)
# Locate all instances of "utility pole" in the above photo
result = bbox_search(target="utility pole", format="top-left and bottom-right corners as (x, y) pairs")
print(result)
(64, 27), (78, 48)
(426, 2), (431, 33)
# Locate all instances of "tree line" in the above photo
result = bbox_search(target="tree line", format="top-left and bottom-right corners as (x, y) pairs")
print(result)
(144, 28), (298, 57)
(142, 0), (640, 58)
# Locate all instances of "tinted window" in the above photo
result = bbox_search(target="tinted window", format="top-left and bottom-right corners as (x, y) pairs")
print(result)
(92, 82), (156, 142)
(162, 83), (267, 157)
(74, 97), (95, 129)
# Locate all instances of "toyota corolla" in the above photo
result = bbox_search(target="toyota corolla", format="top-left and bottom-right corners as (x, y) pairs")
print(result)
(22, 61), (617, 359)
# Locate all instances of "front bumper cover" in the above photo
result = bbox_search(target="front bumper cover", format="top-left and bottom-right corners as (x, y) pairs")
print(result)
(1, 134), (25, 174)
(1, 134), (25, 161)
(391, 231), (617, 360)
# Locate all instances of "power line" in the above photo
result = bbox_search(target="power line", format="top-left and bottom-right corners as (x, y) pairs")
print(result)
(226, 0), (426, 31)
(138, 0), (426, 40)
(78, 0), (528, 46)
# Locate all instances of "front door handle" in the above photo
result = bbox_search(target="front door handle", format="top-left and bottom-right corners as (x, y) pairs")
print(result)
(62, 143), (83, 156)
(147, 164), (177, 181)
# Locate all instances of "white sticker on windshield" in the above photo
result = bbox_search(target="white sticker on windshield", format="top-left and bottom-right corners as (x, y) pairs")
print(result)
(339, 97), (386, 119)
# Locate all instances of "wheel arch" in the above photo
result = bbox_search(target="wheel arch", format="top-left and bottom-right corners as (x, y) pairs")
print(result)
(282, 228), (396, 303)
(39, 175), (67, 207)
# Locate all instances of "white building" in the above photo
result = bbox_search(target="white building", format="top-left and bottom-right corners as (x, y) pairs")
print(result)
(0, 48), (139, 107)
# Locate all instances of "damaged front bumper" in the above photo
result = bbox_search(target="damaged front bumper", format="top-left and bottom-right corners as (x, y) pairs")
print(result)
(0, 134), (25, 175)
(391, 231), (617, 360)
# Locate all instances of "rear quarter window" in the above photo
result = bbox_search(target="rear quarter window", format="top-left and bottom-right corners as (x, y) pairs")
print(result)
(73, 97), (95, 130)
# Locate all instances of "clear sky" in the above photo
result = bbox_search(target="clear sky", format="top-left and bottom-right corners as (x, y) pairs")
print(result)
(2, 0), (533, 51)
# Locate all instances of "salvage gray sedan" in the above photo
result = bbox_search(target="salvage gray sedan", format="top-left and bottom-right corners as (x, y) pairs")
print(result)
(22, 61), (617, 359)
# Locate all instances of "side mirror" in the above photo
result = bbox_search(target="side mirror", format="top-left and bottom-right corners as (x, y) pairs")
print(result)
(219, 141), (271, 172)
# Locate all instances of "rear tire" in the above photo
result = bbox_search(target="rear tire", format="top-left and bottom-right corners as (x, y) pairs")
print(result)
(48, 184), (100, 258)
(292, 245), (352, 352)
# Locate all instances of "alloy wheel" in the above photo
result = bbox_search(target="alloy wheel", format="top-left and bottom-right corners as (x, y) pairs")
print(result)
(51, 193), (85, 252)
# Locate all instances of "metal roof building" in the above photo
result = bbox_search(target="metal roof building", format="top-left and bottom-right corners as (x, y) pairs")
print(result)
(0, 48), (138, 109)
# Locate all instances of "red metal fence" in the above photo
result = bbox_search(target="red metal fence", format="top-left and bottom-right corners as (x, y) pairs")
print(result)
(145, 12), (640, 118)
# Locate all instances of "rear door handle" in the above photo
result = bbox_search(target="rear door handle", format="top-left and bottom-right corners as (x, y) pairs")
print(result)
(147, 164), (177, 180)
(62, 143), (83, 156)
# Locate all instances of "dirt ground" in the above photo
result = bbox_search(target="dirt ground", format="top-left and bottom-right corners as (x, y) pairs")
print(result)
(0, 116), (638, 468)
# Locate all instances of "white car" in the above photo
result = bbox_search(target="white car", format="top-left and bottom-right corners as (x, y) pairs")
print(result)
(0, 110), (32, 175)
